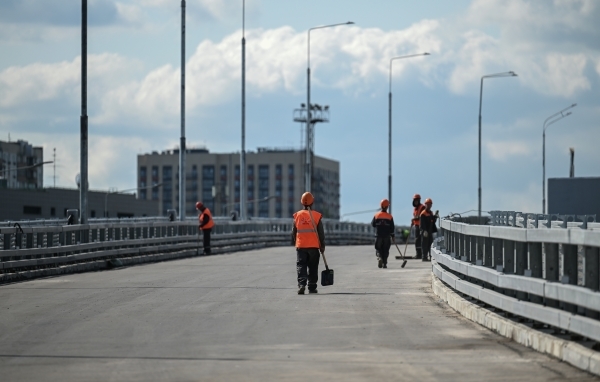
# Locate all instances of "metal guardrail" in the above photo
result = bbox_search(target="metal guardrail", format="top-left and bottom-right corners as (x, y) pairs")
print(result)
(488, 210), (598, 230)
(432, 218), (600, 342)
(0, 218), (375, 284)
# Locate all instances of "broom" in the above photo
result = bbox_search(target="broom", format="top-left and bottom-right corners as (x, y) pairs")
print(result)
(392, 235), (407, 268)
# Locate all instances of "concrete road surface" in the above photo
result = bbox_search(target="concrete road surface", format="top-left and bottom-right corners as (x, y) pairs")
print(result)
(0, 245), (596, 381)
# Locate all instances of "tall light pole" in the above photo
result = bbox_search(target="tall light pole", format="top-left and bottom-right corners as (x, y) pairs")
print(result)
(179, 0), (186, 221)
(478, 71), (517, 218)
(240, 0), (246, 220)
(388, 53), (429, 214)
(80, 0), (88, 224)
(543, 103), (576, 214)
(306, 21), (354, 192)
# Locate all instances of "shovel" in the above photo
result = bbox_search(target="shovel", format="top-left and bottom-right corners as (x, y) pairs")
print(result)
(392, 236), (407, 268)
(307, 207), (333, 286)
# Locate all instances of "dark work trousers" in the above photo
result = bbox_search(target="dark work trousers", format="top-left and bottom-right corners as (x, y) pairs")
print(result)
(414, 228), (422, 258)
(297, 248), (321, 290)
(421, 233), (432, 260)
(202, 228), (212, 255)
(375, 236), (391, 265)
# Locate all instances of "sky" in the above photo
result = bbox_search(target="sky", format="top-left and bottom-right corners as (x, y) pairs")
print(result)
(1, 0), (599, 223)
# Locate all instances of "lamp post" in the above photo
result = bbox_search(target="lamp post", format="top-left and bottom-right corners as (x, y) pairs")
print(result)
(80, 0), (89, 224)
(105, 183), (162, 218)
(179, 0), (186, 222)
(305, 21), (354, 193)
(543, 104), (576, 214)
(388, 53), (429, 214)
(478, 71), (517, 218)
(240, 0), (247, 220)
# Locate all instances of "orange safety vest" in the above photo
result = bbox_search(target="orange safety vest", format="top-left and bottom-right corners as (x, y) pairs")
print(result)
(374, 211), (393, 221)
(293, 209), (322, 248)
(412, 204), (425, 226)
(199, 208), (214, 230)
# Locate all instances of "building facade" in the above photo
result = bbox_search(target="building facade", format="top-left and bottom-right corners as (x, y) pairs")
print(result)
(137, 148), (340, 219)
(0, 140), (44, 189)
(548, 177), (600, 217)
(0, 187), (158, 222)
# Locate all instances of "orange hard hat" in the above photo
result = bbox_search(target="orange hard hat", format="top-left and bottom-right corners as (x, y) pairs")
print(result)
(195, 202), (203, 209)
(301, 192), (314, 206)
(424, 198), (433, 205)
(413, 194), (421, 199)
(380, 199), (390, 208)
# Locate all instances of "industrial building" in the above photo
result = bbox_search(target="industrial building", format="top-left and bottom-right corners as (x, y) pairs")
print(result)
(0, 187), (159, 222)
(548, 177), (600, 218)
(137, 148), (340, 219)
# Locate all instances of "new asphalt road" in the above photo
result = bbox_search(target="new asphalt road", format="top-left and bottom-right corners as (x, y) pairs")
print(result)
(0, 245), (596, 381)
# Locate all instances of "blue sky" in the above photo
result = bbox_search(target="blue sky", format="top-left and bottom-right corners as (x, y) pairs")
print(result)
(1, 0), (599, 222)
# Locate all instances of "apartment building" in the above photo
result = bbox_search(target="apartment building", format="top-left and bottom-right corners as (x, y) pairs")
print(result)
(0, 139), (44, 189)
(137, 148), (340, 219)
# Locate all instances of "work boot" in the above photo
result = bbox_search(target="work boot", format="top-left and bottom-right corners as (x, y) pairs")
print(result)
(383, 264), (388, 269)
(378, 258), (383, 268)
(309, 289), (318, 294)
(415, 248), (422, 259)
(298, 286), (305, 295)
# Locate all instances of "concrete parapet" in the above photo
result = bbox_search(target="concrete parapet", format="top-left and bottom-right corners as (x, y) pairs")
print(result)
(432, 273), (599, 377)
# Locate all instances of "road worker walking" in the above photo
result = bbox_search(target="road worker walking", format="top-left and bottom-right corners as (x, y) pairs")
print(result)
(412, 194), (426, 259)
(196, 202), (214, 255)
(419, 198), (438, 262)
(371, 199), (395, 269)
(291, 192), (326, 295)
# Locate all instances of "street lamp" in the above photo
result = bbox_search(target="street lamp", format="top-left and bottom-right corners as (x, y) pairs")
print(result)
(0, 161), (53, 189)
(478, 71), (518, 218)
(240, 0), (247, 221)
(305, 21), (354, 193)
(104, 183), (162, 218)
(388, 53), (430, 214)
(0, 161), (53, 176)
(542, 103), (576, 214)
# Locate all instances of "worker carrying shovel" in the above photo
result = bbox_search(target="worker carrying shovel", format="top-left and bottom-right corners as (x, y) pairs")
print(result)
(419, 198), (438, 262)
(371, 199), (395, 269)
(291, 192), (326, 295)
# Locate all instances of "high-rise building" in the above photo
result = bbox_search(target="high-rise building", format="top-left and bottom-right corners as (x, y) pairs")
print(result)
(0, 140), (44, 189)
(137, 147), (340, 219)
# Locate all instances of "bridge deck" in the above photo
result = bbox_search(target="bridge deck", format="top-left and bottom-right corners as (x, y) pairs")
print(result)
(0, 246), (595, 381)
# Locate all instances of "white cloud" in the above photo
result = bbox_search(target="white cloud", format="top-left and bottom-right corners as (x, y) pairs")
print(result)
(485, 140), (531, 161)
(0, 54), (142, 108)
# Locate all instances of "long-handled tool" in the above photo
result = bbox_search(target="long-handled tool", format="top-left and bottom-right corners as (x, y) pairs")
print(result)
(196, 230), (200, 256)
(396, 222), (414, 260)
(307, 206), (333, 286)
(391, 236), (407, 268)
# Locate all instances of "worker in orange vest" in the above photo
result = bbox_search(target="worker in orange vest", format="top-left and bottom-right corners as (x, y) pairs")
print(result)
(419, 198), (438, 262)
(291, 192), (325, 295)
(196, 202), (214, 255)
(411, 194), (426, 259)
(371, 199), (395, 269)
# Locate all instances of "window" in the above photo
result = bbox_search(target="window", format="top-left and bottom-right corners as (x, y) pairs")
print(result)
(50, 207), (56, 216)
(23, 205), (41, 215)
(162, 166), (173, 214)
(258, 165), (269, 217)
(275, 164), (282, 218)
(202, 165), (215, 211)
(288, 164), (295, 215)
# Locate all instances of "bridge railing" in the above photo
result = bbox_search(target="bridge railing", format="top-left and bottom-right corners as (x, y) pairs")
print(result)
(0, 218), (374, 284)
(432, 218), (600, 342)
